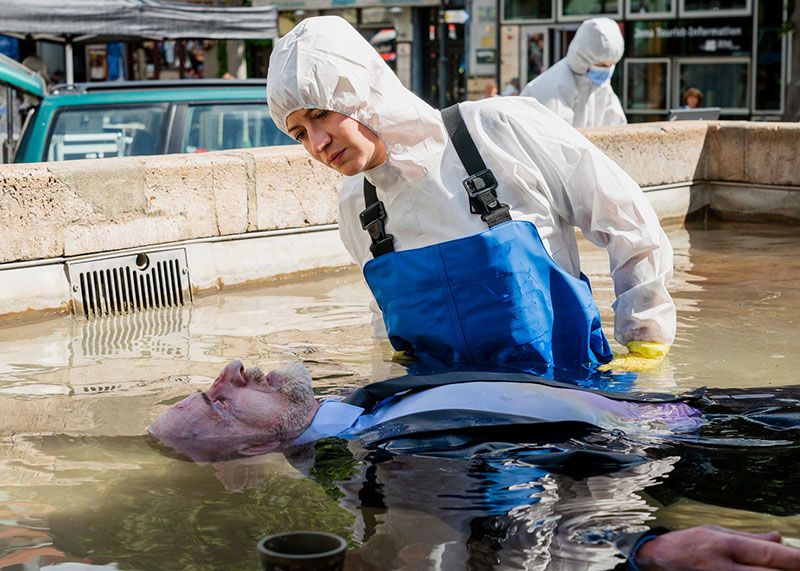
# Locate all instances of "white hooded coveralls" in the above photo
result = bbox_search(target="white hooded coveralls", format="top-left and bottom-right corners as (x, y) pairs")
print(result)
(267, 16), (675, 347)
(520, 18), (627, 128)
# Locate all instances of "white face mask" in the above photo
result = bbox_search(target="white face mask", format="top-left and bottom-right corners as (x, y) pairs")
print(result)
(587, 64), (615, 85)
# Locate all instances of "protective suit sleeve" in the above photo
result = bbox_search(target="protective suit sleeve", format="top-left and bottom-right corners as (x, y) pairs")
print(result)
(336, 175), (369, 266)
(519, 60), (577, 126)
(558, 140), (676, 345)
(601, 92), (627, 127)
(469, 100), (676, 345)
(337, 176), (389, 340)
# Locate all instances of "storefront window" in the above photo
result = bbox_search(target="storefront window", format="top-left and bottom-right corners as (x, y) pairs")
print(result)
(367, 28), (398, 71)
(754, 0), (783, 112)
(611, 58), (623, 98)
(560, 0), (620, 19)
(677, 59), (748, 111)
(627, 114), (666, 123)
(522, 29), (547, 83)
(554, 28), (577, 59)
(625, 59), (669, 111)
(627, 0), (674, 17)
(361, 8), (391, 25)
(681, 0), (750, 15)
(503, 0), (553, 22)
(326, 9), (358, 25)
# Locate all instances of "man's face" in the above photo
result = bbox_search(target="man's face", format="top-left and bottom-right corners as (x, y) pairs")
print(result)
(286, 109), (387, 176)
(148, 361), (319, 460)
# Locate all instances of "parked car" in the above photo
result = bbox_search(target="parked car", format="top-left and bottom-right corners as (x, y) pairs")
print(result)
(0, 53), (295, 164)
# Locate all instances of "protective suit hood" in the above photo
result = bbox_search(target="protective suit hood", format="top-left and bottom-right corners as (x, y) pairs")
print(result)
(519, 17), (627, 127)
(566, 18), (624, 75)
(267, 16), (447, 185)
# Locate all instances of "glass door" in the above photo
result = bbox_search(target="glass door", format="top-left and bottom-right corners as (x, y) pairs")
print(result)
(519, 26), (550, 85)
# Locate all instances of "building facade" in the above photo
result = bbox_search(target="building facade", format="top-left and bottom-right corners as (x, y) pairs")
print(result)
(257, 0), (471, 108)
(487, 0), (789, 121)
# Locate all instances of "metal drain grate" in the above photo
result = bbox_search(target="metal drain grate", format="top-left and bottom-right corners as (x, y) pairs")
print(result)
(66, 249), (192, 319)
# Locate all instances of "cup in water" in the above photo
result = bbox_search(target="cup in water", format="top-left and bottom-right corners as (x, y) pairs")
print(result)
(257, 531), (347, 571)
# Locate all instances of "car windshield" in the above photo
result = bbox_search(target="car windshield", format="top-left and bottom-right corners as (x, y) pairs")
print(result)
(46, 104), (167, 161)
(180, 103), (295, 153)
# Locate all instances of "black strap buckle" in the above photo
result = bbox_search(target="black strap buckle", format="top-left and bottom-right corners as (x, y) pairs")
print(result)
(463, 168), (498, 196)
(359, 201), (387, 230)
(360, 201), (395, 256)
(463, 168), (503, 214)
(370, 234), (395, 257)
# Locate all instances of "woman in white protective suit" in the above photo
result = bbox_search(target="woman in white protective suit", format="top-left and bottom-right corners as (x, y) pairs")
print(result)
(520, 18), (626, 128)
(267, 16), (674, 374)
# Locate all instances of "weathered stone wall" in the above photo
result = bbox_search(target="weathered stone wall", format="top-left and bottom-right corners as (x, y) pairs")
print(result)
(702, 122), (800, 186)
(585, 120), (800, 189)
(584, 121), (708, 187)
(0, 146), (342, 264)
(2, 121), (800, 267)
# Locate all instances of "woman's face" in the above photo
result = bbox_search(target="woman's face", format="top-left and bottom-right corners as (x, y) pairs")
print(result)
(286, 109), (387, 176)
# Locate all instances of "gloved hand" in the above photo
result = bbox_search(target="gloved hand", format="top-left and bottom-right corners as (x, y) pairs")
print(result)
(391, 350), (414, 364)
(597, 341), (670, 373)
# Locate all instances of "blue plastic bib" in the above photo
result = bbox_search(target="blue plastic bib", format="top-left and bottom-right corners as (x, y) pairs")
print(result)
(363, 220), (612, 369)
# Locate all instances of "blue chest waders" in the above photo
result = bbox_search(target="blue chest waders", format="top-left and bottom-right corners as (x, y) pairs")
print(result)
(359, 104), (612, 369)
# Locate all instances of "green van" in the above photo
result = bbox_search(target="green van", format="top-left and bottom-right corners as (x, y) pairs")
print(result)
(0, 53), (294, 164)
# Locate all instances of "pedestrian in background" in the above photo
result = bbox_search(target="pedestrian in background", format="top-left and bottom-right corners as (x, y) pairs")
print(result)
(682, 87), (704, 109)
(520, 18), (625, 128)
(499, 77), (520, 96)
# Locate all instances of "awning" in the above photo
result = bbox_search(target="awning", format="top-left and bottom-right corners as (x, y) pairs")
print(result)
(0, 0), (278, 42)
(0, 52), (46, 98)
(262, 0), (436, 10)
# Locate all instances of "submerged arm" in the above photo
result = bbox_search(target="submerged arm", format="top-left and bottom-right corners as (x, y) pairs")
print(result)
(633, 525), (800, 571)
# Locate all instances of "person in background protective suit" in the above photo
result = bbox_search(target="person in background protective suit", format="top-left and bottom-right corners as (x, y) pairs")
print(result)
(520, 17), (626, 128)
(267, 16), (673, 373)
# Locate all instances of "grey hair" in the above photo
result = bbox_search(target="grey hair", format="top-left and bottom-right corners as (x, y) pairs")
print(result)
(272, 362), (315, 434)
(272, 363), (313, 403)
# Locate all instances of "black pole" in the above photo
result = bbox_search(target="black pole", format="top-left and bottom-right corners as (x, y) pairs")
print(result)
(438, 0), (447, 108)
(4, 86), (14, 163)
(495, 0), (501, 89)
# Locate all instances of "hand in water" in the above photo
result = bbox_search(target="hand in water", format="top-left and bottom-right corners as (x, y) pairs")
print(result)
(636, 525), (800, 570)
(391, 350), (414, 364)
(598, 341), (670, 373)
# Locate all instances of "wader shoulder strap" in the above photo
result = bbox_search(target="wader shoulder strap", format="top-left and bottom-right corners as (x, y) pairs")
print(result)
(440, 104), (512, 227)
(343, 370), (706, 414)
(359, 103), (512, 258)
(360, 178), (395, 257)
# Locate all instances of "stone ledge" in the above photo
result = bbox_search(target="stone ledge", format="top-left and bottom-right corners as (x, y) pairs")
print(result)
(583, 121), (708, 187)
(2, 121), (800, 266)
(0, 145), (342, 264)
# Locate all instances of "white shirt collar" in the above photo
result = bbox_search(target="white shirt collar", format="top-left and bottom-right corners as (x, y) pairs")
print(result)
(291, 400), (364, 446)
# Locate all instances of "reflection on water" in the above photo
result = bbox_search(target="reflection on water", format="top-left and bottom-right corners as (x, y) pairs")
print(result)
(0, 433), (674, 571)
(1, 221), (800, 569)
(76, 307), (190, 362)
